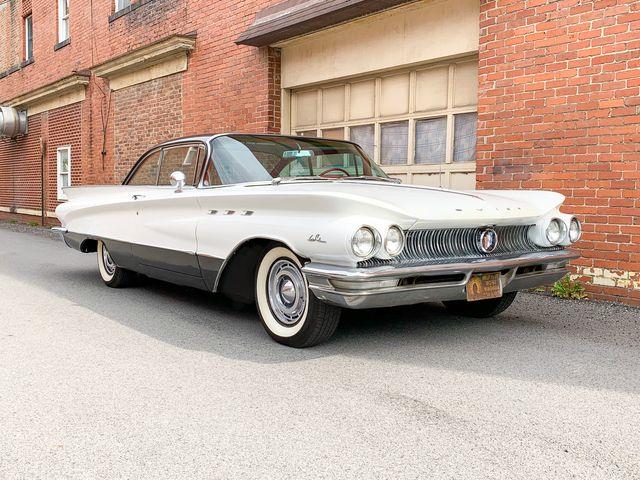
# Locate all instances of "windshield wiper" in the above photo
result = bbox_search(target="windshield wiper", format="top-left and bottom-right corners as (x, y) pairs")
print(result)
(272, 176), (334, 185)
(272, 175), (401, 185)
(338, 176), (401, 184)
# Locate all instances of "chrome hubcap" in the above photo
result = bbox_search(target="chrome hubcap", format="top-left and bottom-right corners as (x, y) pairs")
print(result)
(102, 245), (116, 276)
(267, 259), (307, 326)
(280, 279), (296, 304)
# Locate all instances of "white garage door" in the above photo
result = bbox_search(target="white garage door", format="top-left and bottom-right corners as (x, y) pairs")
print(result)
(290, 57), (478, 189)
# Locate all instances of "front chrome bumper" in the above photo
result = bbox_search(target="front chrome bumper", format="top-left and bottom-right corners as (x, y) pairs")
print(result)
(302, 250), (579, 309)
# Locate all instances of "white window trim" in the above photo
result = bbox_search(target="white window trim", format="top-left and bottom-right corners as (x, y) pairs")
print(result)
(57, 146), (71, 200)
(58, 0), (70, 43)
(24, 15), (33, 61)
(115, 0), (131, 12)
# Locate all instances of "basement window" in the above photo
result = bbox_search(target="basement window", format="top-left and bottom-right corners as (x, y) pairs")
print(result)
(58, 0), (70, 43)
(115, 0), (131, 12)
(57, 147), (71, 200)
(24, 15), (33, 61)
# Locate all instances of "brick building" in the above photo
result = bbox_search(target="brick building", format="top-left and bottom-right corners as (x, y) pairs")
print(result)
(0, 0), (638, 305)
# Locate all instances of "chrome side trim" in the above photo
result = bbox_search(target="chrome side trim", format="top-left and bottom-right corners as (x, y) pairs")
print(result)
(51, 227), (68, 234)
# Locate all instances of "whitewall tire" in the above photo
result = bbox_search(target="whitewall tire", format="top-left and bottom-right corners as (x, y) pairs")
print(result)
(255, 246), (341, 348)
(97, 241), (135, 288)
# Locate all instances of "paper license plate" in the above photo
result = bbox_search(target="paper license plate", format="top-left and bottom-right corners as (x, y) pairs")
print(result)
(466, 272), (502, 302)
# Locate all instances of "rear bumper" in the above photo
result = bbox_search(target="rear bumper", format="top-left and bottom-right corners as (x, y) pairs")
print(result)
(302, 250), (579, 309)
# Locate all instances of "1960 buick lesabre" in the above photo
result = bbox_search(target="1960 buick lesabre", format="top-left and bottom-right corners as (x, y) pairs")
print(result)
(54, 134), (581, 347)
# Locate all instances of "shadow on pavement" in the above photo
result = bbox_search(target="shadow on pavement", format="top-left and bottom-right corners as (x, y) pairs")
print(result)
(1, 227), (639, 394)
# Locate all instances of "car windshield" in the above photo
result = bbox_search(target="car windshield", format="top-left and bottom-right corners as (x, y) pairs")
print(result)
(207, 134), (389, 185)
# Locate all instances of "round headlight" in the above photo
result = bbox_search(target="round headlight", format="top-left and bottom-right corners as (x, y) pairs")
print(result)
(545, 219), (564, 245)
(384, 226), (405, 257)
(351, 227), (377, 258)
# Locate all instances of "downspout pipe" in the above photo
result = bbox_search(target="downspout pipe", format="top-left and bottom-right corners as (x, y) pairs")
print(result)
(40, 138), (46, 226)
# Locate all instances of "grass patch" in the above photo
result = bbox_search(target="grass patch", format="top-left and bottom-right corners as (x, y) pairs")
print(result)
(551, 275), (587, 300)
(27, 221), (40, 227)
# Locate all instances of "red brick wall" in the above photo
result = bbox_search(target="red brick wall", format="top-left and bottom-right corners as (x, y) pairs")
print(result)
(0, 0), (21, 72)
(0, 114), (42, 212)
(0, 0), (283, 178)
(0, 0), (283, 122)
(478, 0), (640, 305)
(46, 103), (82, 211)
(180, 0), (283, 135)
(0, 103), (81, 217)
(113, 73), (184, 182)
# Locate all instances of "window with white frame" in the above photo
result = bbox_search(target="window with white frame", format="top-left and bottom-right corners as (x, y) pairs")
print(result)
(58, 0), (70, 43)
(24, 15), (33, 61)
(57, 147), (71, 200)
(115, 0), (131, 12)
(290, 58), (479, 189)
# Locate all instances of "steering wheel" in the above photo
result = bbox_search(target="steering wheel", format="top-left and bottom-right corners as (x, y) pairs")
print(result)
(318, 167), (350, 177)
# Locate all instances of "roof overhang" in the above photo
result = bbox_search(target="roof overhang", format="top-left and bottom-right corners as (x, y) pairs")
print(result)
(92, 34), (196, 90)
(236, 0), (419, 47)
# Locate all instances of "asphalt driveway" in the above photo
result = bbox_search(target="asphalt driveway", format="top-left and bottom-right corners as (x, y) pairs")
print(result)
(0, 223), (638, 479)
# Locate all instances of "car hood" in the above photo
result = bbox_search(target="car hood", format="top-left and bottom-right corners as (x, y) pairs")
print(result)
(241, 181), (565, 228)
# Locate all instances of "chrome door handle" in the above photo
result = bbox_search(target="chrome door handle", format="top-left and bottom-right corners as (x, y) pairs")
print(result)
(132, 194), (146, 200)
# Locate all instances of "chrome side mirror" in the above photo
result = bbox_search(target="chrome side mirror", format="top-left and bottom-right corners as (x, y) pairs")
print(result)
(170, 171), (186, 193)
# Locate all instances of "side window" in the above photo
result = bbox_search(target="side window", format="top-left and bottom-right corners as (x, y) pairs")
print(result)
(57, 146), (71, 200)
(202, 155), (222, 187)
(58, 0), (70, 43)
(157, 145), (202, 186)
(115, 0), (131, 12)
(24, 15), (33, 62)
(128, 151), (161, 186)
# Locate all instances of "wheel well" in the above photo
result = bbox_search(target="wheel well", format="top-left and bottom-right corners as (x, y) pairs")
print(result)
(217, 238), (304, 305)
(80, 239), (98, 253)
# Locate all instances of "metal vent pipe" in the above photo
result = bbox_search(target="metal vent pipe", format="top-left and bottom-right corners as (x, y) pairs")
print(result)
(0, 106), (28, 138)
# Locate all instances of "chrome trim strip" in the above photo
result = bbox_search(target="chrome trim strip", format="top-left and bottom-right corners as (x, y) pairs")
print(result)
(304, 249), (578, 309)
(303, 250), (579, 281)
(309, 268), (568, 309)
(51, 227), (68, 234)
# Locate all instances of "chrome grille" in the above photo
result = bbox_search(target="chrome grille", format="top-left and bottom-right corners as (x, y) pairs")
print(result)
(358, 225), (560, 268)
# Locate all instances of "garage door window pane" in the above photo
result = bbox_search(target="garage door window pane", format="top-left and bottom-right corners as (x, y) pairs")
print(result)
(322, 128), (344, 140)
(380, 121), (408, 165)
(350, 124), (374, 159)
(453, 113), (477, 163)
(415, 117), (446, 164)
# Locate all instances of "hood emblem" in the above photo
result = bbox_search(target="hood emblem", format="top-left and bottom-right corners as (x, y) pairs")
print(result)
(478, 228), (498, 253)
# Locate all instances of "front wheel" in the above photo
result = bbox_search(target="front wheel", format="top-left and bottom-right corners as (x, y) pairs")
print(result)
(255, 245), (341, 348)
(443, 291), (518, 318)
(97, 241), (136, 288)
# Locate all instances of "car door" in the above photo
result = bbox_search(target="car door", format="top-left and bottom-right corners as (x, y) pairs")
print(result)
(90, 148), (164, 271)
(129, 144), (207, 288)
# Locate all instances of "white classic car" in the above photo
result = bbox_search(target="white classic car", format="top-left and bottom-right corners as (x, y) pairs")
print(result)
(55, 134), (581, 347)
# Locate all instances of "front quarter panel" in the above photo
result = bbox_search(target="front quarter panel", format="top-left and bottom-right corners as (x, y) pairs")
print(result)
(194, 187), (415, 267)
